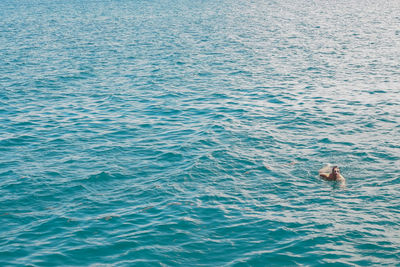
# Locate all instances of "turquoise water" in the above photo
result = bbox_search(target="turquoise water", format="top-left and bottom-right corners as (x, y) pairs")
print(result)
(1, 0), (400, 265)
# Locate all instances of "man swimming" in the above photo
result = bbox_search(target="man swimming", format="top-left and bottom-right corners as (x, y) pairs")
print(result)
(319, 165), (345, 182)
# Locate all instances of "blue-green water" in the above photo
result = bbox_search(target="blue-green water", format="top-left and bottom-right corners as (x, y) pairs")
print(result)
(1, 0), (400, 265)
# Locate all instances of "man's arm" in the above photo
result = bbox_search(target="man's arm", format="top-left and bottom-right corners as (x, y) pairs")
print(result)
(319, 173), (330, 180)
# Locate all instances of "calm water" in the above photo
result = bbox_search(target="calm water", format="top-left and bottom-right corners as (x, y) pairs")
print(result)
(1, 0), (400, 265)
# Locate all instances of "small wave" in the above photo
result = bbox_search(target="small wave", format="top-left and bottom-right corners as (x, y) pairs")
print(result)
(0, 134), (40, 147)
(157, 151), (184, 163)
(86, 172), (129, 182)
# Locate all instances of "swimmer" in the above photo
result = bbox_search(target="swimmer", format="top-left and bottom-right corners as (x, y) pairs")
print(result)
(319, 165), (345, 182)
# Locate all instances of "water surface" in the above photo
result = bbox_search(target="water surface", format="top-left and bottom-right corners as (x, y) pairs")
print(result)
(1, 0), (400, 265)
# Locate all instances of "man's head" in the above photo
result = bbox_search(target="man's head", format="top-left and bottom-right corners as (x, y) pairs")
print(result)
(332, 166), (340, 177)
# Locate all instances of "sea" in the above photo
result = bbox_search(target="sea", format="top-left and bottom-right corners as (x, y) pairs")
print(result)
(1, 0), (399, 265)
